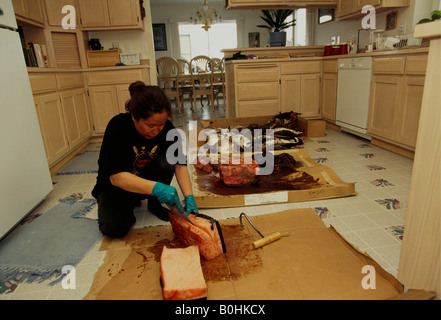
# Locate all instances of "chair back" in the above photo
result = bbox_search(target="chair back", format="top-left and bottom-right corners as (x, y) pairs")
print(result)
(177, 59), (191, 75)
(209, 57), (224, 72)
(156, 57), (179, 91)
(190, 55), (212, 74)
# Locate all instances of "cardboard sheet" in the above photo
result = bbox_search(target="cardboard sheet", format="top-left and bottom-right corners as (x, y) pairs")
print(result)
(83, 209), (404, 300)
(191, 148), (356, 208)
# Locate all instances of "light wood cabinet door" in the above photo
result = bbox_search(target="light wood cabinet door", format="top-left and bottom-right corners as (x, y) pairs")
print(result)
(281, 74), (320, 118)
(12, 0), (27, 17)
(281, 75), (301, 114)
(73, 88), (92, 142)
(34, 93), (70, 166)
(300, 74), (320, 118)
(88, 86), (118, 134)
(60, 90), (82, 148)
(338, 0), (357, 17)
(78, 0), (110, 27)
(321, 73), (338, 122)
(393, 76), (425, 148)
(13, 0), (45, 25)
(26, 0), (46, 25)
(60, 88), (92, 149)
(45, 0), (77, 27)
(357, 0), (381, 9)
(116, 84), (131, 114)
(108, 0), (140, 26)
(368, 75), (401, 140)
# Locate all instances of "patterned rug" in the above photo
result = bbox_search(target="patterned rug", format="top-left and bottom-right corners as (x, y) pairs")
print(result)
(55, 150), (99, 175)
(0, 197), (102, 286)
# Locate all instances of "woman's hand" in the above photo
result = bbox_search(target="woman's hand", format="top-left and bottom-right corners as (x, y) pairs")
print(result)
(151, 182), (184, 212)
(184, 195), (198, 215)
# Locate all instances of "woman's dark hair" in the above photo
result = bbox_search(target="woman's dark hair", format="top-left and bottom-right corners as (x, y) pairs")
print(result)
(125, 81), (171, 120)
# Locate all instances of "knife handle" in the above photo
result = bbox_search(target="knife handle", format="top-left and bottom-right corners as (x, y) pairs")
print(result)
(253, 232), (282, 249)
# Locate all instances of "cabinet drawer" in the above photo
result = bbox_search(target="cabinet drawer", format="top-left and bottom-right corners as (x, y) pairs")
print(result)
(236, 64), (279, 83)
(28, 73), (58, 94)
(237, 100), (280, 118)
(56, 72), (84, 90)
(373, 57), (405, 74)
(238, 82), (280, 101)
(322, 59), (338, 73)
(405, 55), (428, 75)
(86, 69), (145, 85)
(281, 61), (321, 74)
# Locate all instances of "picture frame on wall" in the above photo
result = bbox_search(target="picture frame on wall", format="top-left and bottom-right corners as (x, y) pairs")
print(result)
(318, 9), (334, 24)
(248, 32), (260, 48)
(386, 11), (398, 31)
(153, 23), (167, 51)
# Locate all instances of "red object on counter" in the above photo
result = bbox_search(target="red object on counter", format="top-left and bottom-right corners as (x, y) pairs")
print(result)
(324, 45), (332, 56)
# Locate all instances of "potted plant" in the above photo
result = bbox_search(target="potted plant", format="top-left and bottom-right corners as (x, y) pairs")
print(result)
(257, 9), (296, 47)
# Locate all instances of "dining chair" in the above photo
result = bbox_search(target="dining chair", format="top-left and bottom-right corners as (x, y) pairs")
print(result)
(190, 55), (214, 111)
(210, 58), (226, 110)
(156, 57), (181, 113)
(176, 58), (194, 111)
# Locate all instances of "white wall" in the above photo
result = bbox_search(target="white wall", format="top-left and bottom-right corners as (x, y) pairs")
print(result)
(314, 0), (435, 49)
(150, 3), (268, 59)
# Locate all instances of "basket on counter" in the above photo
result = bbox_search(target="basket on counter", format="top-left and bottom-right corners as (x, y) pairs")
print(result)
(87, 49), (121, 68)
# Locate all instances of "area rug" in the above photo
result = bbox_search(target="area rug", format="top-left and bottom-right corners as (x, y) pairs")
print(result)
(56, 150), (99, 175)
(83, 209), (404, 300)
(0, 197), (102, 285)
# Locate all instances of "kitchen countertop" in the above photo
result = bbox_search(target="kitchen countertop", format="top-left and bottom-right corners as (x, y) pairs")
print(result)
(225, 47), (429, 64)
(27, 64), (150, 73)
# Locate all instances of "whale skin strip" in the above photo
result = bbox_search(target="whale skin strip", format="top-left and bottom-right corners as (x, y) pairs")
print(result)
(168, 212), (225, 261)
(160, 245), (207, 300)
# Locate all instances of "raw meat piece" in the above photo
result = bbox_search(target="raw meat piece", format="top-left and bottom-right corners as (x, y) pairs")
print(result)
(194, 155), (259, 187)
(169, 212), (226, 261)
(160, 245), (207, 300)
(217, 159), (259, 187)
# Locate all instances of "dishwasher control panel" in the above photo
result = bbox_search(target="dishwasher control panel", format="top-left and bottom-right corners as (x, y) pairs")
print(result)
(338, 57), (372, 70)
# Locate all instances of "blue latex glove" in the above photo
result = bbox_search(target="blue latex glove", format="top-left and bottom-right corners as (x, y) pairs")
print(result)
(184, 195), (199, 215)
(151, 182), (184, 212)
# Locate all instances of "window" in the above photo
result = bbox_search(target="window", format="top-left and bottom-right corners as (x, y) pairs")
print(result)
(178, 21), (238, 60)
(294, 9), (307, 46)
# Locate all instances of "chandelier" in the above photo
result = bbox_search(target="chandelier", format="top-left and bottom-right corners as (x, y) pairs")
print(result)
(189, 0), (222, 31)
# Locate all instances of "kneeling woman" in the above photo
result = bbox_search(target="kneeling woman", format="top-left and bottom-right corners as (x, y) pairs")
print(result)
(92, 81), (198, 238)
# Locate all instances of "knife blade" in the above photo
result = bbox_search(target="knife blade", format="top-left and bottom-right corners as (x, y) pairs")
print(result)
(169, 205), (194, 225)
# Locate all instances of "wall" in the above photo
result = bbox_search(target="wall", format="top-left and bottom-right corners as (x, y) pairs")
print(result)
(150, 2), (267, 60)
(313, 0), (436, 49)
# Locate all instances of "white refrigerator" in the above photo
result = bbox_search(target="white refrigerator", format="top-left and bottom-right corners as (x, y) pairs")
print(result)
(0, 0), (53, 239)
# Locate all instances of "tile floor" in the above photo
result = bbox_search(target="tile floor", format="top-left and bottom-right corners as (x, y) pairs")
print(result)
(0, 100), (414, 299)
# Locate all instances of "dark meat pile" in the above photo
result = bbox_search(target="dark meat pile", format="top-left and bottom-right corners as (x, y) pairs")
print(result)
(274, 153), (296, 170)
(206, 112), (304, 152)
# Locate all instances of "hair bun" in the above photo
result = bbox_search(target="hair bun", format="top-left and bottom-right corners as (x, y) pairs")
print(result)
(129, 81), (146, 96)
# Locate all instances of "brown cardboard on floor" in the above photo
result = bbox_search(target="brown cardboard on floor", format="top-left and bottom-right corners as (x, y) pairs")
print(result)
(83, 209), (416, 300)
(191, 148), (356, 208)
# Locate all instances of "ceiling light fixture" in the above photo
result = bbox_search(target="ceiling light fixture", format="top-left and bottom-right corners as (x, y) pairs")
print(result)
(189, 0), (222, 31)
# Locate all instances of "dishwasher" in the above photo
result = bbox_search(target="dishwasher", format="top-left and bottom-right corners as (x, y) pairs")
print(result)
(336, 57), (373, 139)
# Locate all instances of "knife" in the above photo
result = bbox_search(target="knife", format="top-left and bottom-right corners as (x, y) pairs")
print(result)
(169, 205), (194, 225)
